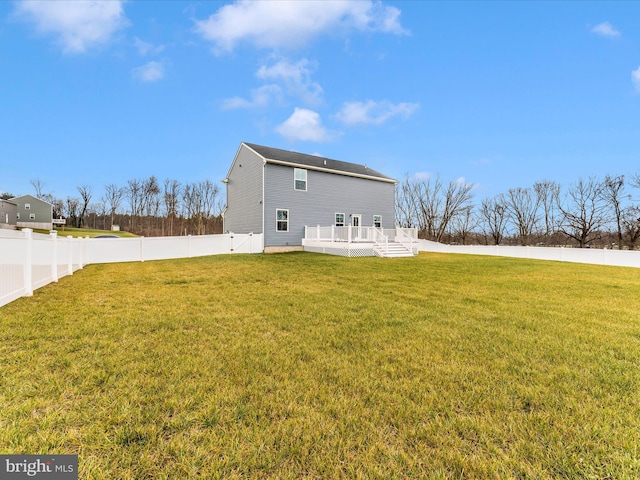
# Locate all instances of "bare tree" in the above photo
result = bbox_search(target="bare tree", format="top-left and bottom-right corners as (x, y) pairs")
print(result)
(450, 205), (477, 245)
(395, 174), (422, 229)
(65, 197), (80, 228)
(533, 179), (560, 240)
(503, 187), (540, 245)
(622, 206), (640, 250)
(77, 185), (92, 228)
(30, 179), (47, 199)
(557, 177), (608, 248)
(141, 176), (160, 235)
(199, 180), (220, 235)
(126, 179), (143, 233)
(601, 174), (626, 248)
(163, 179), (181, 236)
(480, 196), (508, 245)
(103, 184), (125, 230)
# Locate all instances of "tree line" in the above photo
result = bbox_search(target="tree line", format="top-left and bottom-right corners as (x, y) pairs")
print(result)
(21, 177), (224, 236)
(396, 173), (640, 249)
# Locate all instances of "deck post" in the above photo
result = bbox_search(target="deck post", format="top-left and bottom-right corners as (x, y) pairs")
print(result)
(317, 224), (320, 240)
(348, 225), (352, 243)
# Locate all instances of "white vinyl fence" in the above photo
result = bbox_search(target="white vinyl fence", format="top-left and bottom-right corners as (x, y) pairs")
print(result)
(418, 240), (640, 268)
(0, 229), (263, 308)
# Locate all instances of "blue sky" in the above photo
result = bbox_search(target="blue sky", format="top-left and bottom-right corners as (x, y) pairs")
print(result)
(1, 0), (639, 203)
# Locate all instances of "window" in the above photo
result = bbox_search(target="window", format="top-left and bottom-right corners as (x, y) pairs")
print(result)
(373, 215), (382, 228)
(16, 213), (20, 220)
(335, 213), (345, 227)
(276, 209), (289, 232)
(25, 203), (30, 210)
(29, 213), (36, 220)
(294, 168), (307, 191)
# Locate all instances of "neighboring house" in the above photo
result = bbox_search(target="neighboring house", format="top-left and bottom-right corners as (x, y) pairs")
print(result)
(0, 199), (17, 228)
(10, 194), (53, 230)
(223, 142), (397, 252)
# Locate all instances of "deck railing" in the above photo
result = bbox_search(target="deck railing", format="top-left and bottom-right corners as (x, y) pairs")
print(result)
(304, 226), (418, 245)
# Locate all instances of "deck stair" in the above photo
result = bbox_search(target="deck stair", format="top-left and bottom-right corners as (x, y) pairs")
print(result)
(373, 241), (414, 258)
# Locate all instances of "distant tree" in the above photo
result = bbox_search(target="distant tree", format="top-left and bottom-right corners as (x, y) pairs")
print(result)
(503, 187), (540, 245)
(601, 174), (628, 248)
(533, 179), (560, 239)
(449, 205), (477, 245)
(77, 185), (92, 228)
(0, 192), (15, 200)
(30, 179), (46, 199)
(163, 179), (181, 236)
(480, 195), (508, 245)
(622, 206), (640, 250)
(65, 197), (80, 228)
(126, 179), (143, 232)
(103, 184), (125, 230)
(557, 177), (609, 248)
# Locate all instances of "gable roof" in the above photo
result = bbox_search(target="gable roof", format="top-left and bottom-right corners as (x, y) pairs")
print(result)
(10, 194), (53, 207)
(243, 142), (397, 184)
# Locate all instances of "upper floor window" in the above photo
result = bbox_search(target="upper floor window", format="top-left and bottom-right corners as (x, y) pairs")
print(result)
(29, 213), (36, 220)
(25, 203), (31, 210)
(294, 168), (307, 191)
(335, 213), (345, 227)
(373, 215), (382, 228)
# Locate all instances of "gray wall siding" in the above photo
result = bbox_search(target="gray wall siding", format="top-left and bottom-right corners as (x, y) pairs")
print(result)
(264, 164), (395, 246)
(224, 145), (264, 234)
(0, 201), (17, 226)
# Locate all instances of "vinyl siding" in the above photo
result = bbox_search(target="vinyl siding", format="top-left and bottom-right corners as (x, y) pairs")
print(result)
(223, 145), (264, 234)
(264, 163), (395, 246)
(11, 195), (52, 227)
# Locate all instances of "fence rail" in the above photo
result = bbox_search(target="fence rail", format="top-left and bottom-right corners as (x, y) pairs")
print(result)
(0, 229), (263, 308)
(418, 240), (640, 268)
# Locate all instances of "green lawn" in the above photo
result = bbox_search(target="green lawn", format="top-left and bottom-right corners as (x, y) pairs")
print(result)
(23, 227), (138, 238)
(1, 252), (640, 479)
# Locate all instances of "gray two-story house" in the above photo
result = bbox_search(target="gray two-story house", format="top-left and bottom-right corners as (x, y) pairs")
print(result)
(11, 194), (54, 230)
(0, 199), (18, 229)
(223, 142), (398, 253)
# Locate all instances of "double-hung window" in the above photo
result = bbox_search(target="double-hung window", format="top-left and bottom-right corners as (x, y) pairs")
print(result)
(335, 213), (345, 227)
(294, 168), (307, 191)
(276, 209), (289, 232)
(25, 203), (30, 210)
(29, 213), (36, 220)
(373, 215), (382, 228)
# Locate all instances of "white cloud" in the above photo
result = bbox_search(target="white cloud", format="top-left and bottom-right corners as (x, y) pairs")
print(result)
(335, 100), (418, 126)
(134, 37), (165, 56)
(194, 0), (408, 53)
(14, 0), (127, 53)
(591, 22), (620, 37)
(275, 108), (334, 142)
(222, 84), (283, 110)
(257, 58), (323, 105)
(632, 66), (640, 93)
(132, 61), (165, 83)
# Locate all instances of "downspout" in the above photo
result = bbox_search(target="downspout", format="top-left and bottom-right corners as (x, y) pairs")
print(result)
(262, 159), (266, 250)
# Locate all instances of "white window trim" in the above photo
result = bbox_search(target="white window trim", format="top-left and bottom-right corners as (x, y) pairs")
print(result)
(29, 213), (36, 220)
(373, 215), (382, 228)
(24, 203), (30, 210)
(16, 213), (20, 219)
(276, 208), (289, 232)
(294, 168), (307, 191)
(335, 213), (345, 227)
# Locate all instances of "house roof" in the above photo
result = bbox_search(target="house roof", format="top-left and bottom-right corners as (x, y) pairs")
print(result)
(10, 194), (53, 207)
(243, 142), (397, 184)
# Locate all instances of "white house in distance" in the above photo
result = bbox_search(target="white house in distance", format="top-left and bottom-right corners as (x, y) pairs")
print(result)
(222, 142), (417, 257)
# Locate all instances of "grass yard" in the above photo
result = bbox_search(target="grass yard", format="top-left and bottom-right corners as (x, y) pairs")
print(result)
(1, 252), (640, 479)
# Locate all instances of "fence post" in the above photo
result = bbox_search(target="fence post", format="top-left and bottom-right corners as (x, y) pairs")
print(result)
(67, 236), (73, 275)
(50, 230), (58, 282)
(23, 229), (33, 297)
(188, 234), (192, 258)
(140, 236), (145, 262)
(317, 224), (320, 240)
(249, 232), (253, 254)
(230, 232), (234, 252)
